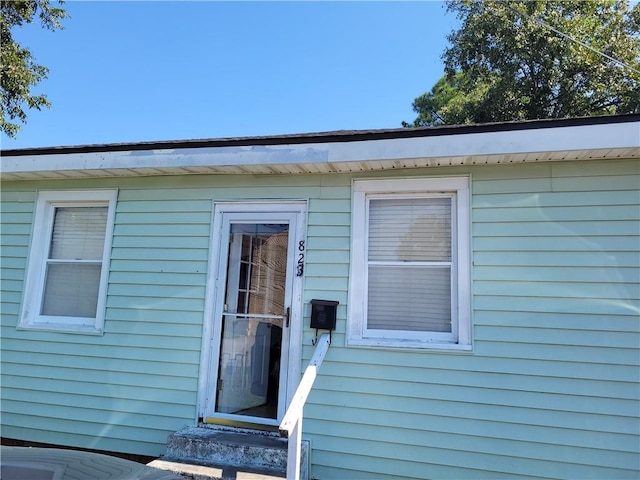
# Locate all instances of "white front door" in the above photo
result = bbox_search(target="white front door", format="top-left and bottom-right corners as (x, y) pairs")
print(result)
(200, 203), (305, 426)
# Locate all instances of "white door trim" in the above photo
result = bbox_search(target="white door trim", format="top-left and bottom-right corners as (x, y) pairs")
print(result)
(197, 201), (306, 426)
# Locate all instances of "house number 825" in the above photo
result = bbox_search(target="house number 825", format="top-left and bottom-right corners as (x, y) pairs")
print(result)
(296, 241), (305, 277)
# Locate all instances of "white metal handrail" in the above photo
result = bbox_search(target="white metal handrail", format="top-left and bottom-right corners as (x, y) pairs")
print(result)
(279, 333), (331, 480)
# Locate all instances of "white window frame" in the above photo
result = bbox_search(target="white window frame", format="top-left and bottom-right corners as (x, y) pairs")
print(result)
(19, 190), (117, 335)
(348, 177), (471, 350)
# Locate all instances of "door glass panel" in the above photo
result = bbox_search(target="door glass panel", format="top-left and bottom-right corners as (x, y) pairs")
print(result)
(216, 223), (289, 419)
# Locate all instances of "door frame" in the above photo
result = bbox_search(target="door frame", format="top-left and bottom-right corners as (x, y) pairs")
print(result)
(197, 201), (307, 426)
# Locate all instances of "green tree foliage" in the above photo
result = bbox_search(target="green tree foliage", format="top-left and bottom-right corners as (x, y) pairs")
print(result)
(1, 0), (67, 138)
(405, 0), (640, 126)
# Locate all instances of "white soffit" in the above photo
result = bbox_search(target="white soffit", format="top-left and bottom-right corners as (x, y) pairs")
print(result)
(1, 120), (638, 180)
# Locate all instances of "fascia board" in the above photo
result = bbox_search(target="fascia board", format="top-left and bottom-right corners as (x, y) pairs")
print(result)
(2, 121), (638, 176)
(326, 121), (640, 163)
(1, 144), (331, 174)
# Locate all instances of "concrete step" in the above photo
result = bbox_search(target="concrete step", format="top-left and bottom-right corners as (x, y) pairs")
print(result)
(147, 458), (284, 480)
(151, 426), (308, 480)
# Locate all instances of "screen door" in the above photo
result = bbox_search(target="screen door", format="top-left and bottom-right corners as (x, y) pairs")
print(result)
(202, 204), (305, 425)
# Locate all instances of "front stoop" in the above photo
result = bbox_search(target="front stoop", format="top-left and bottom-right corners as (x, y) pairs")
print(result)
(148, 426), (309, 480)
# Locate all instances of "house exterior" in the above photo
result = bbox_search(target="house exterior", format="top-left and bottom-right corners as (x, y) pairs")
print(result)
(1, 114), (639, 479)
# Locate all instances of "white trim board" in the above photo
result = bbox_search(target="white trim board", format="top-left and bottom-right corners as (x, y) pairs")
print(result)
(2, 121), (638, 180)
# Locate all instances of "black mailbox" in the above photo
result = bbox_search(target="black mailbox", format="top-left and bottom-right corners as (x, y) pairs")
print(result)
(310, 299), (338, 331)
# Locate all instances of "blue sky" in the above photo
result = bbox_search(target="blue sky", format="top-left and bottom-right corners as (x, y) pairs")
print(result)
(2, 1), (457, 149)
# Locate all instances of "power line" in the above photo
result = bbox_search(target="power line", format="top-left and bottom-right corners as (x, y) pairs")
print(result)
(491, 0), (640, 75)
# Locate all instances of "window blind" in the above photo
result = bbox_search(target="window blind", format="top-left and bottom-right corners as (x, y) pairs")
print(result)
(42, 206), (108, 318)
(367, 197), (452, 333)
(41, 264), (102, 317)
(368, 265), (451, 332)
(368, 198), (451, 262)
(49, 207), (108, 260)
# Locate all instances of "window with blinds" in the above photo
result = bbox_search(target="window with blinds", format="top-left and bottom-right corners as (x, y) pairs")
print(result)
(348, 177), (471, 350)
(20, 190), (117, 334)
(367, 196), (452, 334)
(41, 206), (108, 318)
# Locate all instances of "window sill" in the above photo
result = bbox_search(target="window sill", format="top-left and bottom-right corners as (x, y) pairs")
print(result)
(348, 337), (472, 352)
(17, 323), (103, 336)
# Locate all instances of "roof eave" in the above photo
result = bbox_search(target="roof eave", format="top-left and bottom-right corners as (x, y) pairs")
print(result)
(2, 115), (638, 181)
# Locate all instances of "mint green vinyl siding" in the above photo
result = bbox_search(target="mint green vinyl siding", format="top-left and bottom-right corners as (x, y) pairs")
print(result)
(1, 186), (210, 455)
(1, 159), (638, 478)
(1, 191), (34, 322)
(303, 160), (639, 480)
(0, 175), (347, 456)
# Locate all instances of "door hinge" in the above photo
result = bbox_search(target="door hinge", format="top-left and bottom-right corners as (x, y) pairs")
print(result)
(285, 307), (290, 328)
(217, 379), (223, 391)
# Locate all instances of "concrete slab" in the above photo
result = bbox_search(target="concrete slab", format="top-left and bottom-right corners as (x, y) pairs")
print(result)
(165, 427), (287, 472)
(161, 426), (309, 480)
(148, 459), (285, 480)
